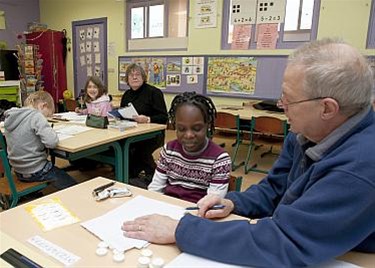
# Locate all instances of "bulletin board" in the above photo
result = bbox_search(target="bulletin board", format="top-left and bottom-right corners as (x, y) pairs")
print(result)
(118, 56), (205, 94)
(118, 55), (288, 100)
(206, 55), (288, 100)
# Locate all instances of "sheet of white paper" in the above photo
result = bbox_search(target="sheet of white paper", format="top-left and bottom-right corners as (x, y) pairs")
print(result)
(54, 112), (87, 122)
(118, 103), (138, 119)
(81, 195), (185, 252)
(54, 125), (92, 136)
(166, 253), (361, 268)
(57, 133), (74, 141)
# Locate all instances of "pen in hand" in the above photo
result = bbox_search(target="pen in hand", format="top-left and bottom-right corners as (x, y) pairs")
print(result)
(185, 204), (225, 211)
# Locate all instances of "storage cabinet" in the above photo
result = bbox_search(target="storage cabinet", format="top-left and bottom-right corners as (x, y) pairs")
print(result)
(0, 81), (21, 106)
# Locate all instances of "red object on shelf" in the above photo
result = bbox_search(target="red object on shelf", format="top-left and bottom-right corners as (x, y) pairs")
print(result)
(25, 30), (67, 104)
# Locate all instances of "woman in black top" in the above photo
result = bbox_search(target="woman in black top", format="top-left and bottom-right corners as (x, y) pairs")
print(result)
(121, 63), (168, 186)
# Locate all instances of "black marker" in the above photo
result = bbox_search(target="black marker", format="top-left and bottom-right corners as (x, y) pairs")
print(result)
(92, 181), (116, 196)
(0, 248), (43, 268)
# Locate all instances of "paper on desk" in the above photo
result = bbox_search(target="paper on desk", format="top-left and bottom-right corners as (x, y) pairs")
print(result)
(54, 112), (87, 122)
(165, 253), (361, 268)
(81, 195), (185, 252)
(54, 125), (92, 135)
(25, 198), (80, 231)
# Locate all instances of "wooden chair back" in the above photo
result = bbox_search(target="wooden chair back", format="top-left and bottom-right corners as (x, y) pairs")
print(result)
(215, 112), (238, 129)
(228, 175), (242, 192)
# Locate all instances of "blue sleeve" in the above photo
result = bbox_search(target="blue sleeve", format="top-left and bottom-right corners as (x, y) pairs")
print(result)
(226, 133), (296, 218)
(175, 170), (375, 267)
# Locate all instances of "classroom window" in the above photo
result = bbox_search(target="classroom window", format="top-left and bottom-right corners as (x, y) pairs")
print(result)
(126, 0), (189, 51)
(222, 0), (320, 49)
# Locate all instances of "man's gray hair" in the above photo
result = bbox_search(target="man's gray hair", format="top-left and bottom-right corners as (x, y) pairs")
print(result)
(288, 38), (373, 116)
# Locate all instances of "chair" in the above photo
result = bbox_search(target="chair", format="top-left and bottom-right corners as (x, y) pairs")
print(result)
(213, 112), (244, 171)
(63, 99), (78, 111)
(0, 133), (49, 209)
(244, 116), (288, 174)
(228, 175), (242, 192)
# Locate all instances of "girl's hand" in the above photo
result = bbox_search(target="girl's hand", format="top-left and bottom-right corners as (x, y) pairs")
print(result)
(75, 107), (81, 113)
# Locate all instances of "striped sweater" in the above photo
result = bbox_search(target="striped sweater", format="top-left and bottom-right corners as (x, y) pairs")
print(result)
(148, 139), (231, 203)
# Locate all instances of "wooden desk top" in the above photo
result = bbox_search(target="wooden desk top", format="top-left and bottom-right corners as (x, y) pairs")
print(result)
(0, 177), (373, 267)
(55, 123), (166, 153)
(217, 103), (287, 121)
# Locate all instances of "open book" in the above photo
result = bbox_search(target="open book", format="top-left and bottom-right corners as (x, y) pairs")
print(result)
(107, 103), (138, 120)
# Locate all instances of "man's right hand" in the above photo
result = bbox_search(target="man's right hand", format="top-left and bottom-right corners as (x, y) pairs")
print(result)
(196, 194), (234, 219)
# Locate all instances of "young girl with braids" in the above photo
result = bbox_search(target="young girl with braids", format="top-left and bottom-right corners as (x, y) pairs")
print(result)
(148, 92), (231, 203)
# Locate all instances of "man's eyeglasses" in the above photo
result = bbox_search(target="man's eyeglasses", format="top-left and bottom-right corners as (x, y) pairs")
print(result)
(276, 97), (326, 110)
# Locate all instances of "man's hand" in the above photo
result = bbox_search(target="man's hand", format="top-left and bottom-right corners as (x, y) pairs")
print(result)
(122, 214), (178, 244)
(196, 194), (235, 219)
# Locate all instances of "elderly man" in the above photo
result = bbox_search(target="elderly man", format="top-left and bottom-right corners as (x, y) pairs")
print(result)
(122, 38), (375, 267)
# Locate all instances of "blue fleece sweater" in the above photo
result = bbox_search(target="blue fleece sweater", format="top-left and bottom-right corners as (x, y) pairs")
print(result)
(175, 108), (375, 267)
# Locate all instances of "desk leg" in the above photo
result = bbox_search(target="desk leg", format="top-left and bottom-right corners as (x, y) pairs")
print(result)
(122, 130), (163, 184)
(51, 142), (124, 182)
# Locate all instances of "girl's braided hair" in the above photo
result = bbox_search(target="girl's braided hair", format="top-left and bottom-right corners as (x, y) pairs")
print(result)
(169, 92), (217, 136)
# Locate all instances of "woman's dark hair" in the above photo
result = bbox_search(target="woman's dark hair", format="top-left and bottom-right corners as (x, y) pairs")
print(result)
(169, 92), (217, 136)
(83, 76), (107, 103)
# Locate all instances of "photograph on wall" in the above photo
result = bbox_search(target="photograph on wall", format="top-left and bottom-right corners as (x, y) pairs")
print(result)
(150, 58), (166, 88)
(187, 75), (198, 84)
(166, 74), (181, 86)
(207, 56), (257, 95)
(182, 66), (193, 75)
(167, 60), (181, 73)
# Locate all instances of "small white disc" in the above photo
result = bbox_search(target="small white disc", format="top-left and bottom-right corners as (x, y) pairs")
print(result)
(96, 247), (108, 256)
(137, 256), (151, 268)
(113, 252), (125, 262)
(151, 257), (165, 268)
(97, 241), (109, 248)
(140, 248), (153, 257)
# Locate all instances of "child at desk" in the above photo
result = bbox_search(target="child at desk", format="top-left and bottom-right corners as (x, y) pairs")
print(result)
(148, 92), (231, 203)
(4, 91), (76, 190)
(75, 76), (112, 117)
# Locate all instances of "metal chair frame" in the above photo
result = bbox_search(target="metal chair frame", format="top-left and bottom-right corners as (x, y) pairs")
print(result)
(244, 116), (288, 174)
(214, 112), (245, 171)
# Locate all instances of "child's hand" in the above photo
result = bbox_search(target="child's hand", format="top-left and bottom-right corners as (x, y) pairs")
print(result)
(75, 107), (81, 113)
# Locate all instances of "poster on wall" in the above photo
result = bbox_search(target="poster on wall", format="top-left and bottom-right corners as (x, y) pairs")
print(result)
(118, 57), (167, 90)
(118, 56), (206, 94)
(231, 0), (257, 25)
(256, 0), (286, 24)
(207, 57), (257, 95)
(194, 0), (217, 28)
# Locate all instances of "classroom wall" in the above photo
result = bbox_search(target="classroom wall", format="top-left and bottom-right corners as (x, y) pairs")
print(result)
(17, 0), (375, 107)
(0, 0), (40, 49)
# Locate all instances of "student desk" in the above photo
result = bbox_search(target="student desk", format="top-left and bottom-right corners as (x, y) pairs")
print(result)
(217, 103), (287, 121)
(0, 177), (374, 267)
(52, 123), (166, 183)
